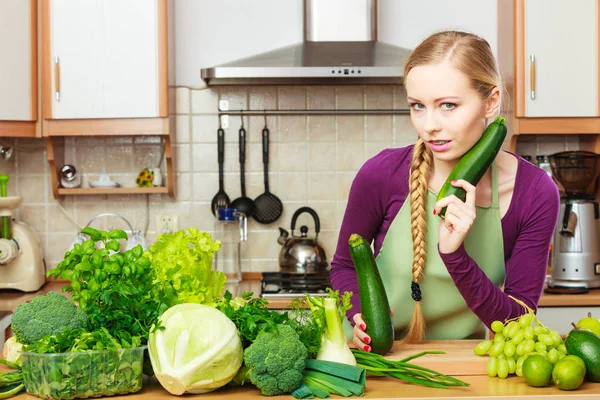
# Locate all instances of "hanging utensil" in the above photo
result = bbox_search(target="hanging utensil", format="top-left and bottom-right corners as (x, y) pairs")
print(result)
(211, 125), (230, 215)
(230, 115), (256, 217)
(253, 113), (283, 224)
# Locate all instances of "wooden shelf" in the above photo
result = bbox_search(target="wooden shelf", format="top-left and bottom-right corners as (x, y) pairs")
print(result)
(57, 187), (169, 196)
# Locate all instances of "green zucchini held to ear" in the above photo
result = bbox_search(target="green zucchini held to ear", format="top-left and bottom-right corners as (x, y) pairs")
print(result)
(436, 116), (508, 218)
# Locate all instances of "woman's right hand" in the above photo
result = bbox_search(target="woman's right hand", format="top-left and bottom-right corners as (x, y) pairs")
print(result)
(352, 313), (371, 352)
(352, 308), (394, 352)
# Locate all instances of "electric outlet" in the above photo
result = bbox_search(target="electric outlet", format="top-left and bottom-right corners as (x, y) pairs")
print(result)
(157, 214), (179, 234)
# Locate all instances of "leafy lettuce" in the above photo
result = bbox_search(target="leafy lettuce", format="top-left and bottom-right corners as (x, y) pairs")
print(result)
(147, 228), (226, 308)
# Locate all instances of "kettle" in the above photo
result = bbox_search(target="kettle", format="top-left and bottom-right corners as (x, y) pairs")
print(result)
(277, 207), (328, 274)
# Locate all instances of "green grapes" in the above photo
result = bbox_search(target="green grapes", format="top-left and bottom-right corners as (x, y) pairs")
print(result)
(473, 311), (566, 380)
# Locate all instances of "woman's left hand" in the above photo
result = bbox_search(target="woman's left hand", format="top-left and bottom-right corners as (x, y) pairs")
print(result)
(433, 179), (477, 254)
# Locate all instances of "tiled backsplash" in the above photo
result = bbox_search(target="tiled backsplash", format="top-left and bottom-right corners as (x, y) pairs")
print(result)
(0, 85), (582, 273)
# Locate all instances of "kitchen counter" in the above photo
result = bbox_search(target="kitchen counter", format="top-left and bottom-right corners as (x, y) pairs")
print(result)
(4, 340), (600, 399)
(2, 280), (600, 313)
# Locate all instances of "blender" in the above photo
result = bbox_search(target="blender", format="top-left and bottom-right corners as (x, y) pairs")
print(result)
(547, 151), (600, 290)
(0, 174), (46, 292)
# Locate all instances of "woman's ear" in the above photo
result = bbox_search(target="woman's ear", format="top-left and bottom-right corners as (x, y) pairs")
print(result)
(484, 87), (501, 118)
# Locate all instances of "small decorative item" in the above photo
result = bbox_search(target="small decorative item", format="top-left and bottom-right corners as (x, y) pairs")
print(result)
(151, 168), (163, 187)
(135, 168), (154, 187)
(60, 164), (81, 188)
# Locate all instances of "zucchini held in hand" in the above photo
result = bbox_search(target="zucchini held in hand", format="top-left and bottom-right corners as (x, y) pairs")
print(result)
(348, 234), (394, 355)
(436, 116), (507, 218)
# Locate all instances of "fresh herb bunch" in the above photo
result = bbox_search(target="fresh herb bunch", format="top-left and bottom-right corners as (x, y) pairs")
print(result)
(215, 291), (322, 357)
(46, 227), (161, 343)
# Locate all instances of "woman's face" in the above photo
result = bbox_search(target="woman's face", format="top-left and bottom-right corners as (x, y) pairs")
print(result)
(405, 61), (497, 163)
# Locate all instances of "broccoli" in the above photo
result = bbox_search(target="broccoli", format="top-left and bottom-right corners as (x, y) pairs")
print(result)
(243, 324), (307, 396)
(11, 291), (89, 345)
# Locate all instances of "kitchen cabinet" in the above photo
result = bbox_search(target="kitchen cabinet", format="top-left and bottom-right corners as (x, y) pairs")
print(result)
(40, 0), (174, 199)
(42, 0), (168, 121)
(511, 0), (600, 135)
(0, 0), (38, 137)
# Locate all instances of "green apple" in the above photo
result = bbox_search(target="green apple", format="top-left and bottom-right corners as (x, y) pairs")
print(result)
(575, 312), (600, 336)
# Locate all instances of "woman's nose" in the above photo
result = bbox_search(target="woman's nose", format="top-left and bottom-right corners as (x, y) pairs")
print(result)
(423, 111), (441, 134)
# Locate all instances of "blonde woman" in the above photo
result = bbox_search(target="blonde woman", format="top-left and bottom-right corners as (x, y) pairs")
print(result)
(330, 31), (560, 350)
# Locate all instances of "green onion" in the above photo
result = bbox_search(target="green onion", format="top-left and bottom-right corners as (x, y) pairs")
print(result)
(351, 349), (469, 389)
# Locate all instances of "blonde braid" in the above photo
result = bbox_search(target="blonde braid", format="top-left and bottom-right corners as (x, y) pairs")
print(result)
(402, 139), (433, 343)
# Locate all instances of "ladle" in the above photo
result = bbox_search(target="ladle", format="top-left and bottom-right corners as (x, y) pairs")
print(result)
(230, 115), (256, 217)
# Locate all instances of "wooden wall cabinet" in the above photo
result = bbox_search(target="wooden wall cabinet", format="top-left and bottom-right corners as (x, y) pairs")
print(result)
(40, 0), (174, 199)
(0, 0), (38, 137)
(513, 0), (600, 135)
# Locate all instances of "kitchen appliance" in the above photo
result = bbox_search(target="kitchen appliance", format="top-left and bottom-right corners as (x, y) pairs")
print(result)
(260, 272), (330, 299)
(277, 207), (328, 274)
(0, 174), (46, 292)
(546, 151), (600, 290)
(201, 0), (411, 85)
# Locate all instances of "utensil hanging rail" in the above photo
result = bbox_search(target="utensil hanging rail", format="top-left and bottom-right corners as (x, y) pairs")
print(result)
(218, 108), (410, 116)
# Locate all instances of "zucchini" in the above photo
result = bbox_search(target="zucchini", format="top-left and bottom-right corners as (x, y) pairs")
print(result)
(348, 233), (394, 355)
(436, 116), (507, 218)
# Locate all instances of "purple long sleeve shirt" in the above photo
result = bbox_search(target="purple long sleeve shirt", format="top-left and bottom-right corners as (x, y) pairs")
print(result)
(331, 146), (561, 328)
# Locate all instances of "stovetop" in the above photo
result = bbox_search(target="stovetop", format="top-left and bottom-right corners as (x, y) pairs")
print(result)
(260, 271), (331, 298)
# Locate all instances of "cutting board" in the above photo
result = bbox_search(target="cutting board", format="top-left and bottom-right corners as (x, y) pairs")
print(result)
(381, 340), (488, 376)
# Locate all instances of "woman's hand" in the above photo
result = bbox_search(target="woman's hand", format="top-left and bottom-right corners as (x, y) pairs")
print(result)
(433, 179), (477, 254)
(352, 308), (394, 352)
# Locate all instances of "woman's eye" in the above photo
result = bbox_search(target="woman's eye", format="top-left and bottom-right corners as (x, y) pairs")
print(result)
(409, 102), (424, 110)
(441, 103), (456, 110)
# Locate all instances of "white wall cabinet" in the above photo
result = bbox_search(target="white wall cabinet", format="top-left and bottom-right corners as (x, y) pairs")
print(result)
(0, 0), (38, 137)
(537, 306), (600, 335)
(522, 0), (598, 117)
(43, 0), (167, 120)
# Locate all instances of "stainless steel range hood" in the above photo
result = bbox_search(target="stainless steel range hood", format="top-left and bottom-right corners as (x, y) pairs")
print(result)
(201, 0), (411, 86)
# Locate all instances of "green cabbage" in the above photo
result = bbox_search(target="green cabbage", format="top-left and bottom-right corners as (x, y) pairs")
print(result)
(148, 303), (243, 395)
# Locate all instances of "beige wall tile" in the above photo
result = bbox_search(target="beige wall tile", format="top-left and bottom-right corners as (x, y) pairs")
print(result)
(366, 142), (390, 161)
(18, 175), (47, 203)
(249, 259), (279, 273)
(277, 200), (307, 230)
(308, 116), (336, 142)
(191, 115), (219, 143)
(192, 173), (219, 202)
(337, 172), (356, 201)
(278, 143), (307, 171)
(366, 85), (393, 109)
(76, 197), (107, 229)
(47, 204), (80, 233)
(0, 158), (16, 176)
(175, 115), (190, 143)
(308, 142), (336, 172)
(169, 87), (176, 115)
(308, 86), (335, 109)
(306, 201), (336, 230)
(337, 116), (364, 142)
(337, 142), (365, 171)
(175, 144), (191, 172)
(366, 115), (393, 142)
(19, 204), (46, 234)
(192, 144), (217, 172)
(176, 87), (190, 114)
(308, 172), (336, 201)
(318, 230), (339, 263)
(279, 172), (307, 201)
(219, 87), (248, 111)
(394, 86), (409, 109)
(278, 87), (306, 110)
(18, 147), (46, 175)
(395, 115), (418, 146)
(244, 229), (281, 260)
(191, 88), (218, 114)
(249, 87), (277, 110)
(47, 233), (75, 266)
(336, 86), (364, 109)
(248, 116), (277, 143)
(280, 116), (307, 142)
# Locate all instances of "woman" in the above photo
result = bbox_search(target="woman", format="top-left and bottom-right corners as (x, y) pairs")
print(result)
(330, 30), (560, 351)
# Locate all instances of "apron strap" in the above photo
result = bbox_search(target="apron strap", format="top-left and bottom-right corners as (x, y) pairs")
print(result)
(491, 160), (499, 208)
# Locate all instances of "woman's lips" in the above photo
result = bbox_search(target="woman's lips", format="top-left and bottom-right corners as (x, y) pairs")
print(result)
(427, 140), (452, 152)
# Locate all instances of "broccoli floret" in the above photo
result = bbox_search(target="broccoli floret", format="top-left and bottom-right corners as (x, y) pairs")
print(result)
(243, 324), (307, 396)
(11, 291), (89, 345)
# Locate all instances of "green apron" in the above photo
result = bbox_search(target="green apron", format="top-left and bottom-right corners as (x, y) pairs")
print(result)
(344, 162), (506, 340)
